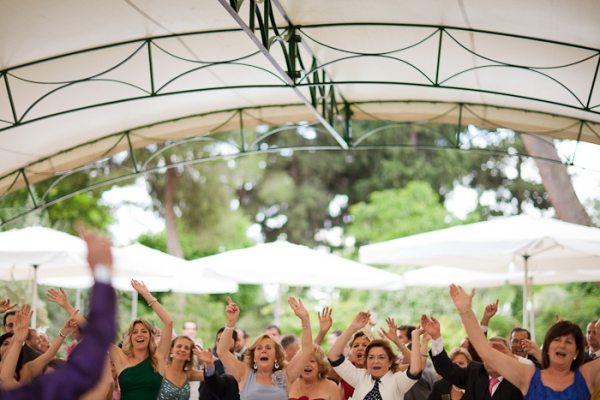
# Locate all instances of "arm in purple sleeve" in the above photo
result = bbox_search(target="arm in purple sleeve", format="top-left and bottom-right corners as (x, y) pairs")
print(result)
(0, 282), (116, 400)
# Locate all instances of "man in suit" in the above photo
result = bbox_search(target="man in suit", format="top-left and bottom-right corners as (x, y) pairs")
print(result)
(584, 320), (600, 363)
(200, 328), (239, 400)
(423, 315), (523, 400)
(509, 328), (541, 368)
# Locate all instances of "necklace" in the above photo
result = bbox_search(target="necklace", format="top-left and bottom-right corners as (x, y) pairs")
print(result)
(300, 378), (318, 396)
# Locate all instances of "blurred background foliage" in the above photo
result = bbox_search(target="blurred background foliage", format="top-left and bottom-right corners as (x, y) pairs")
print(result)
(0, 119), (598, 356)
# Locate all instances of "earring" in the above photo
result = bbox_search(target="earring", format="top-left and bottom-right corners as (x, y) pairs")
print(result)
(170, 354), (173, 358)
(253, 361), (257, 370)
(274, 360), (279, 369)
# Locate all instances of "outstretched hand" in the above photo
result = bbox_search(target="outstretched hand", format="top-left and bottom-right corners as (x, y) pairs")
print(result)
(14, 304), (33, 342)
(449, 284), (475, 314)
(379, 317), (399, 342)
(350, 311), (372, 331)
(0, 299), (17, 314)
(318, 307), (333, 333)
(62, 311), (80, 334)
(483, 299), (499, 320)
(225, 296), (240, 325)
(420, 314), (441, 340)
(78, 225), (113, 270)
(130, 280), (150, 297)
(195, 345), (215, 367)
(288, 297), (309, 321)
(47, 288), (70, 308)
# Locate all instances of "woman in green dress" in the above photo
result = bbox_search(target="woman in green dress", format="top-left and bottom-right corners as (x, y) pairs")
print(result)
(109, 280), (174, 400)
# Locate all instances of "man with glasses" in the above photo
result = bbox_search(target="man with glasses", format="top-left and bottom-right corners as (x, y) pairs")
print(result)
(509, 328), (540, 368)
(3, 307), (41, 363)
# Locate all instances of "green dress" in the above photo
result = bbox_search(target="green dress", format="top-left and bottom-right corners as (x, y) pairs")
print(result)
(118, 357), (163, 400)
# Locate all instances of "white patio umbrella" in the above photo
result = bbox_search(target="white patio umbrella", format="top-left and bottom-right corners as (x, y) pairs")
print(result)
(359, 215), (600, 337)
(189, 240), (405, 324)
(0, 227), (177, 325)
(39, 243), (238, 319)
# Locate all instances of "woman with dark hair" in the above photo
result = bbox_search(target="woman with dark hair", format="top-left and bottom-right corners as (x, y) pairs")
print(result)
(328, 311), (424, 400)
(0, 305), (78, 389)
(289, 344), (340, 400)
(157, 335), (204, 399)
(217, 296), (313, 400)
(449, 284), (600, 400)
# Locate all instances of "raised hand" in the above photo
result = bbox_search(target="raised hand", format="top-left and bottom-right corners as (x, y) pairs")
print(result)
(78, 225), (113, 269)
(130, 280), (150, 297)
(521, 338), (540, 355)
(350, 311), (372, 331)
(196, 345), (215, 367)
(14, 304), (33, 342)
(420, 314), (441, 340)
(555, 314), (564, 323)
(411, 325), (425, 339)
(449, 284), (475, 314)
(0, 299), (17, 314)
(288, 297), (309, 321)
(379, 317), (399, 342)
(61, 311), (80, 335)
(47, 288), (70, 308)
(318, 306), (332, 333)
(225, 296), (240, 325)
(483, 299), (499, 319)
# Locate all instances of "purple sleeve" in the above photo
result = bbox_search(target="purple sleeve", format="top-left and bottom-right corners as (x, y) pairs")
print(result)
(0, 282), (116, 400)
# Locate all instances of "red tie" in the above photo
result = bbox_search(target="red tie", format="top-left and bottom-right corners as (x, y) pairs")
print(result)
(489, 377), (499, 395)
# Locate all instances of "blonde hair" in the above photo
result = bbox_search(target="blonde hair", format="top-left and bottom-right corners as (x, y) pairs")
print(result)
(122, 319), (159, 372)
(448, 347), (472, 363)
(167, 335), (195, 371)
(244, 333), (286, 371)
(311, 344), (330, 380)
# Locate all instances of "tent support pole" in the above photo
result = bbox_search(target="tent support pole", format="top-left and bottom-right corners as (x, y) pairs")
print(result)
(528, 274), (535, 342)
(132, 291), (138, 320)
(75, 288), (81, 311)
(31, 265), (38, 329)
(274, 284), (283, 326)
(522, 256), (528, 332)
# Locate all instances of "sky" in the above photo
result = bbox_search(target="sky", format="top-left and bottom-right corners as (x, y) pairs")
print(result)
(102, 139), (600, 246)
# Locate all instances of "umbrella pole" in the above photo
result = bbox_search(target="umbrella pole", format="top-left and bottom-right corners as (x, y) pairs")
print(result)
(132, 291), (138, 320)
(31, 265), (38, 329)
(522, 257), (528, 332)
(274, 284), (283, 327)
(529, 274), (535, 342)
(75, 288), (81, 312)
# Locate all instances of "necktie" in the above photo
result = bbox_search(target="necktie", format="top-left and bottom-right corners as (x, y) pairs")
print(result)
(489, 377), (500, 396)
(364, 379), (383, 400)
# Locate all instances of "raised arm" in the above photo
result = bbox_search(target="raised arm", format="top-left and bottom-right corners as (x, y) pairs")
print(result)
(409, 327), (425, 376)
(131, 279), (173, 366)
(283, 297), (313, 381)
(328, 311), (370, 361)
(23, 311), (79, 381)
(420, 332), (431, 370)
(216, 296), (247, 383)
(0, 299), (18, 314)
(480, 298), (499, 328)
(449, 284), (534, 394)
(379, 317), (412, 364)
(314, 306), (332, 346)
(0, 305), (32, 389)
(47, 288), (87, 328)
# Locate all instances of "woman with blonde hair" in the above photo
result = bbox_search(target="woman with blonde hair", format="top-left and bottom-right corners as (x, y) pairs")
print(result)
(109, 280), (173, 400)
(217, 296), (313, 399)
(289, 344), (341, 400)
(157, 335), (205, 399)
(427, 347), (472, 400)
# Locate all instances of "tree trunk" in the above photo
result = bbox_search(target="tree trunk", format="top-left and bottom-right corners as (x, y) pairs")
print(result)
(164, 160), (184, 258)
(521, 134), (593, 226)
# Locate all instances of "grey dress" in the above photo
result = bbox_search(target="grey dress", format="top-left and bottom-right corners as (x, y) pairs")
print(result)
(240, 371), (288, 400)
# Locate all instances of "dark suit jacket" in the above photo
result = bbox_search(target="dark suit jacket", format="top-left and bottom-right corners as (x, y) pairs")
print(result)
(204, 371), (240, 400)
(200, 359), (227, 400)
(426, 378), (453, 400)
(430, 348), (524, 400)
(405, 367), (438, 400)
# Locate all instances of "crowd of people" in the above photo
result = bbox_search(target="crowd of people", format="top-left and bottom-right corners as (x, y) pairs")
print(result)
(0, 236), (598, 400)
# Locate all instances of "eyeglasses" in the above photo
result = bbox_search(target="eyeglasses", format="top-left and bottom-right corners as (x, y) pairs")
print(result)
(4, 323), (13, 329)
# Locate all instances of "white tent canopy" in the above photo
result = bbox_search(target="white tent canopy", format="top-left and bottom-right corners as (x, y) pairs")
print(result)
(192, 240), (405, 289)
(2, 0), (600, 212)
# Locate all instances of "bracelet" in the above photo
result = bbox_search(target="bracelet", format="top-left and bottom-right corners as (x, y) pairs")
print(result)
(147, 298), (158, 307)
(459, 308), (471, 316)
(224, 325), (235, 330)
(302, 324), (311, 329)
(421, 353), (428, 357)
(58, 330), (67, 338)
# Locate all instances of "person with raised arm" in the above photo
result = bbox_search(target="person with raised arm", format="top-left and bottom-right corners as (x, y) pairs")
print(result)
(157, 335), (205, 399)
(0, 230), (117, 400)
(288, 344), (341, 400)
(449, 284), (600, 400)
(327, 311), (424, 400)
(217, 296), (313, 400)
(0, 305), (78, 389)
(110, 280), (173, 400)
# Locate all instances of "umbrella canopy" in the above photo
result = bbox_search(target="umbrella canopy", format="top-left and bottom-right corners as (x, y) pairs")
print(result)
(38, 243), (238, 294)
(359, 215), (600, 336)
(191, 240), (405, 290)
